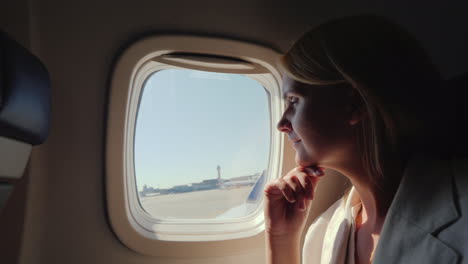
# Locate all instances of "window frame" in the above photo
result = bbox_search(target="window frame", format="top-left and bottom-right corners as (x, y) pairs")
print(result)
(106, 35), (283, 256)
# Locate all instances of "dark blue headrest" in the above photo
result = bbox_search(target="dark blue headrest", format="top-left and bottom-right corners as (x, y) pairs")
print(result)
(0, 32), (50, 145)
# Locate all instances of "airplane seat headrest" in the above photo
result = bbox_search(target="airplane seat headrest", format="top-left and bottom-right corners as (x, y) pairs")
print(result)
(447, 72), (468, 156)
(0, 31), (50, 181)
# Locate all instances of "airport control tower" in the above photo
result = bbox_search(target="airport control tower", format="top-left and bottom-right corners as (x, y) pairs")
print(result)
(217, 165), (221, 180)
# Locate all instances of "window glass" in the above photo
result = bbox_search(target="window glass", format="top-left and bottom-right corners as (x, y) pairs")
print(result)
(134, 69), (271, 220)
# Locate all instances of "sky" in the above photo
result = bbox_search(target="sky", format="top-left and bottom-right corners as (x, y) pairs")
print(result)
(134, 69), (271, 190)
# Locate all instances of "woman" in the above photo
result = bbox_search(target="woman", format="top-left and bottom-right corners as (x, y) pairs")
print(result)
(264, 15), (465, 264)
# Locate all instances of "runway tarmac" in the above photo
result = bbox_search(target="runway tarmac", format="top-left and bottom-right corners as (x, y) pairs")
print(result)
(140, 186), (254, 219)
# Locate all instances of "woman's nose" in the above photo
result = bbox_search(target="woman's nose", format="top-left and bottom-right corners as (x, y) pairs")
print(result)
(276, 115), (292, 133)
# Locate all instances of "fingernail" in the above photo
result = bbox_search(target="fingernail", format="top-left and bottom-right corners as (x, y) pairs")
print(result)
(314, 169), (325, 177)
(303, 167), (314, 175)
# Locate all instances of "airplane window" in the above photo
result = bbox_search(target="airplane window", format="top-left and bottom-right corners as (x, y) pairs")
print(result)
(134, 69), (271, 220)
(107, 35), (281, 245)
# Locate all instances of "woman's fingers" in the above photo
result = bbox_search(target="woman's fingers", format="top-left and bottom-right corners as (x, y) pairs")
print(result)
(264, 167), (325, 210)
(277, 178), (297, 203)
(264, 179), (296, 203)
(282, 168), (320, 208)
(284, 176), (304, 211)
(303, 174), (314, 199)
(294, 168), (315, 200)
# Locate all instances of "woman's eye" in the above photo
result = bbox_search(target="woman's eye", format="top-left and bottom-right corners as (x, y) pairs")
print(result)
(286, 96), (299, 105)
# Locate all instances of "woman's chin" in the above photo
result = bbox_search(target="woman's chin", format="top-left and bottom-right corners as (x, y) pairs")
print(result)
(295, 154), (317, 168)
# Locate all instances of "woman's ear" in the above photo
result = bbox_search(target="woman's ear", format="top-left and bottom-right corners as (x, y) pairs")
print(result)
(346, 91), (366, 126)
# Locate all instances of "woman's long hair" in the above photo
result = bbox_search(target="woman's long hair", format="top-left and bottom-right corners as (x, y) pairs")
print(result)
(279, 15), (452, 188)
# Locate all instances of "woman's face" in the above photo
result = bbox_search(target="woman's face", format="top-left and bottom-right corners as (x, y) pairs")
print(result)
(277, 76), (358, 169)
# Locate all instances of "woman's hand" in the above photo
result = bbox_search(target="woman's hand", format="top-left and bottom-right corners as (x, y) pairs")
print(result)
(264, 167), (324, 240)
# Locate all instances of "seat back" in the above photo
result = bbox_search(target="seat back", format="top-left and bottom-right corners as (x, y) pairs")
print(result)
(0, 31), (50, 209)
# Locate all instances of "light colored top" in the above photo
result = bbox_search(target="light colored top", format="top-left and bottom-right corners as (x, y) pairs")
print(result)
(302, 188), (361, 264)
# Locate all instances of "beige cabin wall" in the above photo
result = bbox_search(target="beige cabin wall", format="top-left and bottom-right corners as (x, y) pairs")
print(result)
(0, 0), (465, 263)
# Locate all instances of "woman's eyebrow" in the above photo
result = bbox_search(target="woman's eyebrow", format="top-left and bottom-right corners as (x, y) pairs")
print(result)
(282, 93), (294, 100)
(282, 90), (303, 100)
